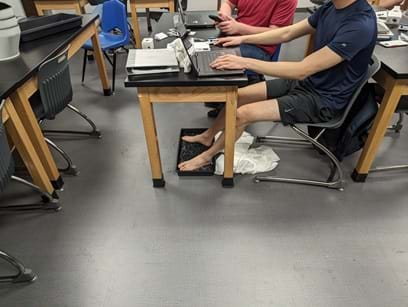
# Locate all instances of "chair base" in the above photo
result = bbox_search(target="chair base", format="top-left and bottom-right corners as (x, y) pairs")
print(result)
(370, 164), (408, 173)
(45, 138), (80, 176)
(254, 175), (344, 191)
(0, 251), (37, 284)
(253, 125), (345, 191)
(43, 104), (102, 139)
(0, 176), (61, 213)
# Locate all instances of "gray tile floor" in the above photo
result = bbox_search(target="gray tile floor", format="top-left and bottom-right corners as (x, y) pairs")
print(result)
(1, 15), (408, 307)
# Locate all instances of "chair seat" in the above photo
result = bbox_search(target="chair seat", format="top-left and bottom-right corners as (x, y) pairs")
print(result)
(83, 32), (128, 51)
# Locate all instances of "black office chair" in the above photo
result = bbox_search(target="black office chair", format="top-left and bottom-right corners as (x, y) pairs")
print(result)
(31, 45), (101, 176)
(253, 55), (381, 190)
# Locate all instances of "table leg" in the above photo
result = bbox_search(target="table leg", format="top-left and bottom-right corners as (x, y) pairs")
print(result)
(168, 0), (175, 12)
(34, 4), (45, 16)
(10, 89), (64, 190)
(4, 101), (57, 199)
(138, 88), (165, 188)
(130, 2), (142, 48)
(352, 80), (406, 182)
(223, 87), (237, 188)
(90, 22), (112, 96)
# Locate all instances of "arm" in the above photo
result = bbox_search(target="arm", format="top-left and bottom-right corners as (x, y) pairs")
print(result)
(217, 19), (315, 47)
(211, 46), (343, 80)
(218, 16), (278, 35)
(218, 0), (235, 19)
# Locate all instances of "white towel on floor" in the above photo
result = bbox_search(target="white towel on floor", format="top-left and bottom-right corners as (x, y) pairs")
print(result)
(214, 131), (280, 175)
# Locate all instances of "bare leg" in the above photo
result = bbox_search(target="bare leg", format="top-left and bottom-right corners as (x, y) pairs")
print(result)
(182, 82), (268, 146)
(178, 98), (281, 171)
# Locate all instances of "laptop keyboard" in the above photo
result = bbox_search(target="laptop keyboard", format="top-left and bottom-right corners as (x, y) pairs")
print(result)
(197, 50), (239, 74)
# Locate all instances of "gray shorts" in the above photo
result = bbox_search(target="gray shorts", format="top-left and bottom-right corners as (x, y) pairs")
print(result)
(266, 79), (334, 126)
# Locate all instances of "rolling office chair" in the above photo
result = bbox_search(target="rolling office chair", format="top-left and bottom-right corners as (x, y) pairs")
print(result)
(31, 45), (101, 176)
(82, 0), (130, 93)
(253, 55), (381, 190)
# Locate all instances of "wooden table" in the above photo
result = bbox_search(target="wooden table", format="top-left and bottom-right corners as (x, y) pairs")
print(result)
(34, 0), (88, 15)
(0, 14), (111, 197)
(2, 98), (57, 198)
(129, 0), (175, 48)
(352, 34), (408, 182)
(125, 13), (247, 187)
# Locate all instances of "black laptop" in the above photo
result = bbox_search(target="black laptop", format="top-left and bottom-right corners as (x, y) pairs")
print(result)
(181, 37), (244, 77)
(177, 0), (215, 29)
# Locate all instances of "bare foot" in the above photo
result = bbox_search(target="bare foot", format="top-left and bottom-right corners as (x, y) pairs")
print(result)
(182, 132), (213, 147)
(178, 152), (212, 171)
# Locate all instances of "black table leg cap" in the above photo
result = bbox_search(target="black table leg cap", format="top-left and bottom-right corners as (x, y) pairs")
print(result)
(222, 178), (234, 188)
(104, 88), (112, 96)
(351, 169), (367, 182)
(153, 178), (165, 188)
(51, 176), (64, 190)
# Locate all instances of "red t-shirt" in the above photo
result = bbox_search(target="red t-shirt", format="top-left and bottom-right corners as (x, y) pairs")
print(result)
(228, 0), (297, 55)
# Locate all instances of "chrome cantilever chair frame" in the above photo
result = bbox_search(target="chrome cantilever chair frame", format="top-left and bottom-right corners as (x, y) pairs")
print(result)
(0, 250), (37, 283)
(254, 55), (381, 190)
(254, 125), (344, 190)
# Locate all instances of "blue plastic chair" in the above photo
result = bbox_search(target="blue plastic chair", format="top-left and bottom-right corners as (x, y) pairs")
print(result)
(82, 0), (130, 92)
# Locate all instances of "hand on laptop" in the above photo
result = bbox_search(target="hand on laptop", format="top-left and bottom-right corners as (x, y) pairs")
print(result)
(215, 36), (243, 47)
(210, 54), (248, 70)
(217, 15), (243, 35)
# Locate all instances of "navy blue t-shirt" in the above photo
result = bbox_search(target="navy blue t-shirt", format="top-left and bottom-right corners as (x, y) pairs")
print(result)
(305, 0), (377, 110)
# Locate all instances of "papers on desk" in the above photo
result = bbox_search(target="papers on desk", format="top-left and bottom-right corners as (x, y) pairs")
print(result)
(126, 49), (180, 76)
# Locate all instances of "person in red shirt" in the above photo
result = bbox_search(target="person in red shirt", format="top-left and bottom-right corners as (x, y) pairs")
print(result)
(205, 0), (297, 118)
(217, 0), (297, 61)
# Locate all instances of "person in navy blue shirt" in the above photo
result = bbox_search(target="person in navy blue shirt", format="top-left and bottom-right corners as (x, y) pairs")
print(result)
(178, 0), (377, 172)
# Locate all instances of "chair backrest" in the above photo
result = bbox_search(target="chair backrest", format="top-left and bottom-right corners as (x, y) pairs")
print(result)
(0, 100), (15, 192)
(101, 0), (130, 42)
(312, 54), (381, 129)
(37, 45), (73, 119)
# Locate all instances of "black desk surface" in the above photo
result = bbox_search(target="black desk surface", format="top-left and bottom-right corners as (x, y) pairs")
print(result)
(374, 26), (408, 79)
(0, 14), (98, 101)
(124, 12), (248, 88)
